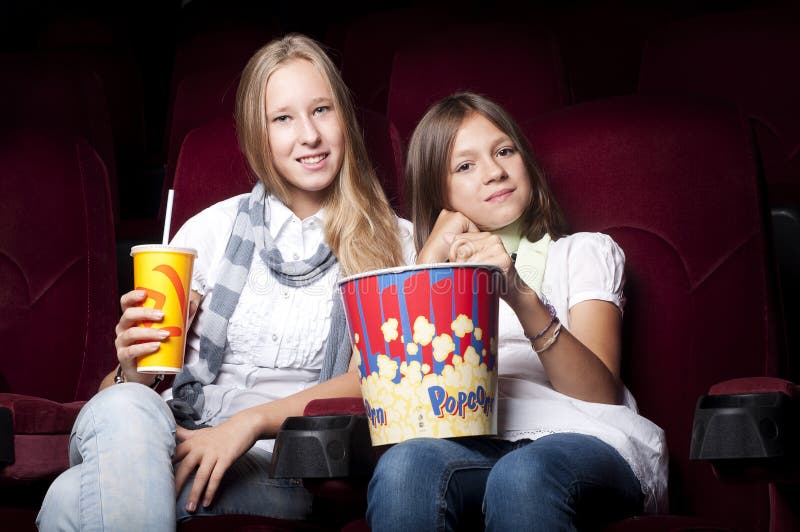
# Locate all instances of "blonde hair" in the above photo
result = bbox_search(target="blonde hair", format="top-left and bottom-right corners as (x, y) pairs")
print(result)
(236, 34), (404, 275)
(407, 92), (567, 251)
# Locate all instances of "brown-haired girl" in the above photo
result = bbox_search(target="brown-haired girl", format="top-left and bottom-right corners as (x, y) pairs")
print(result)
(367, 92), (667, 531)
(38, 34), (414, 530)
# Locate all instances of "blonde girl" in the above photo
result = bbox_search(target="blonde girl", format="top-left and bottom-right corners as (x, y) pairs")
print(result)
(38, 34), (415, 531)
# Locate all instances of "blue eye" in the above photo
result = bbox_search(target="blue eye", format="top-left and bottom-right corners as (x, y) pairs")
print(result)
(314, 106), (331, 115)
(274, 115), (289, 123)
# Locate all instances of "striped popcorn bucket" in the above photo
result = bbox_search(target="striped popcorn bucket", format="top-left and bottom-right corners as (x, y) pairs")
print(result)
(339, 264), (502, 445)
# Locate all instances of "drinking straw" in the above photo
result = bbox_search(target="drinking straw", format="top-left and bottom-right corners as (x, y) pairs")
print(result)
(162, 189), (175, 246)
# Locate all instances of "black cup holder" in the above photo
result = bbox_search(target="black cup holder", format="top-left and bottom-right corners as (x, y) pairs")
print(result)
(690, 392), (797, 462)
(270, 414), (374, 479)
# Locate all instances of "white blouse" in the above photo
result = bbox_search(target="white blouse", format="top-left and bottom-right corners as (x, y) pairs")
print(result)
(497, 232), (669, 514)
(165, 194), (416, 452)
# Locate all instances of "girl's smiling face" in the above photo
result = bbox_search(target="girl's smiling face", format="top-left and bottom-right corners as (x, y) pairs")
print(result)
(265, 58), (344, 217)
(446, 112), (531, 231)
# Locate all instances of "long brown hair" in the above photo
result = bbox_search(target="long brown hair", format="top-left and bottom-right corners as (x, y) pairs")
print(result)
(236, 33), (404, 275)
(407, 92), (567, 251)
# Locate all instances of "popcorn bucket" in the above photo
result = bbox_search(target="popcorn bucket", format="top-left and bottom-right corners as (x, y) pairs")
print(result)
(339, 264), (502, 446)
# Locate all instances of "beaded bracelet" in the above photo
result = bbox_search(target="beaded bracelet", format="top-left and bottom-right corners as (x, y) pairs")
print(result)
(525, 297), (557, 343)
(535, 321), (563, 354)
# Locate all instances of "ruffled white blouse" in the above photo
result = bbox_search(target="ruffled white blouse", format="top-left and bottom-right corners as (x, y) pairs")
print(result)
(497, 232), (669, 514)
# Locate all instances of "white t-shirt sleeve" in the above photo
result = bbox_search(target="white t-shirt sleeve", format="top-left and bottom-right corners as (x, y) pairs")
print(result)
(396, 217), (418, 265)
(564, 232), (626, 312)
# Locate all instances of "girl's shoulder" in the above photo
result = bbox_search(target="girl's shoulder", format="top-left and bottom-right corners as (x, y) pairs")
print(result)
(550, 232), (625, 265)
(170, 193), (249, 251)
(180, 194), (249, 232)
(545, 232), (627, 311)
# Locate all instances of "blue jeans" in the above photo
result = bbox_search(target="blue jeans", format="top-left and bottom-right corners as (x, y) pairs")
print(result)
(367, 433), (644, 532)
(36, 383), (313, 531)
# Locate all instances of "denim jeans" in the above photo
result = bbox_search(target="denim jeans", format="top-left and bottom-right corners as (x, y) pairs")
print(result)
(367, 433), (644, 532)
(36, 383), (313, 531)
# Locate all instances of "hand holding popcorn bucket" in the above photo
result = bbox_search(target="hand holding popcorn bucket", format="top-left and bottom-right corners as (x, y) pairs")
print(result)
(339, 264), (502, 446)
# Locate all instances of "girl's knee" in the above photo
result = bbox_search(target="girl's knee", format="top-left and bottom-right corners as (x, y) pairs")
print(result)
(486, 444), (569, 497)
(370, 439), (453, 496)
(37, 466), (81, 530)
(88, 383), (173, 424)
(75, 383), (175, 442)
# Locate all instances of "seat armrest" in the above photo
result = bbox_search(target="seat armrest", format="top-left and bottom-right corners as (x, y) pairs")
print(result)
(303, 397), (365, 416)
(691, 378), (800, 484)
(0, 394), (84, 435)
(708, 377), (799, 397)
(0, 394), (85, 483)
(270, 414), (374, 479)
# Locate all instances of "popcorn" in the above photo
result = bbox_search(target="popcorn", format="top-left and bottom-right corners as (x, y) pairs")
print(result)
(474, 328), (483, 341)
(463, 346), (479, 367)
(413, 316), (436, 346)
(432, 333), (455, 362)
(376, 354), (399, 381)
(360, 342), (496, 444)
(451, 314), (474, 338)
(381, 318), (399, 342)
(406, 342), (419, 355)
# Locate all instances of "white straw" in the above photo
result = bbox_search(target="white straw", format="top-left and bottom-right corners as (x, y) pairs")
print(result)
(162, 189), (175, 245)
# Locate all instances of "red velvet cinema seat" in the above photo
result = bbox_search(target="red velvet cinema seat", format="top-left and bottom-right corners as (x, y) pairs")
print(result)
(169, 117), (255, 238)
(523, 94), (788, 531)
(637, 8), (800, 386)
(386, 21), (569, 144)
(337, 6), (451, 114)
(638, 9), (800, 207)
(0, 130), (119, 529)
(0, 52), (119, 222)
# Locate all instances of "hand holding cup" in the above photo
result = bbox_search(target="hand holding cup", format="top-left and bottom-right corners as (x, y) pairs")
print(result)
(114, 289), (170, 385)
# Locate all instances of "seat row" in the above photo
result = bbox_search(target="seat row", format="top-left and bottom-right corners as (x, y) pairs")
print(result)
(2, 91), (799, 530)
(3, 7), (797, 224)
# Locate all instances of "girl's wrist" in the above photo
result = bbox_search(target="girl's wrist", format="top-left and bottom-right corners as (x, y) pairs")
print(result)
(247, 406), (284, 440)
(507, 286), (553, 331)
(417, 244), (446, 264)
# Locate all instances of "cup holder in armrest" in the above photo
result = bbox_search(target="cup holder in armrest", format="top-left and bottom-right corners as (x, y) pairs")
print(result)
(270, 414), (374, 479)
(690, 392), (797, 462)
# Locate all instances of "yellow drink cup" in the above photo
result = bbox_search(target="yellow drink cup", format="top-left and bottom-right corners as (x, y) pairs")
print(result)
(131, 245), (197, 374)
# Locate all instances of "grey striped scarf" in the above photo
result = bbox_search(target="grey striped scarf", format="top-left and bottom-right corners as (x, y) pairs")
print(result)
(168, 182), (351, 429)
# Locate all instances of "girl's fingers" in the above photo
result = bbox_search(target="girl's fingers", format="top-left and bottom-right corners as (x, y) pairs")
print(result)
(173, 441), (190, 464)
(119, 341), (161, 361)
(119, 325), (170, 346)
(447, 233), (492, 261)
(175, 426), (196, 444)
(119, 289), (147, 311)
(448, 234), (509, 266)
(202, 460), (229, 508)
(173, 451), (197, 497)
(117, 306), (164, 329)
(185, 458), (216, 512)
